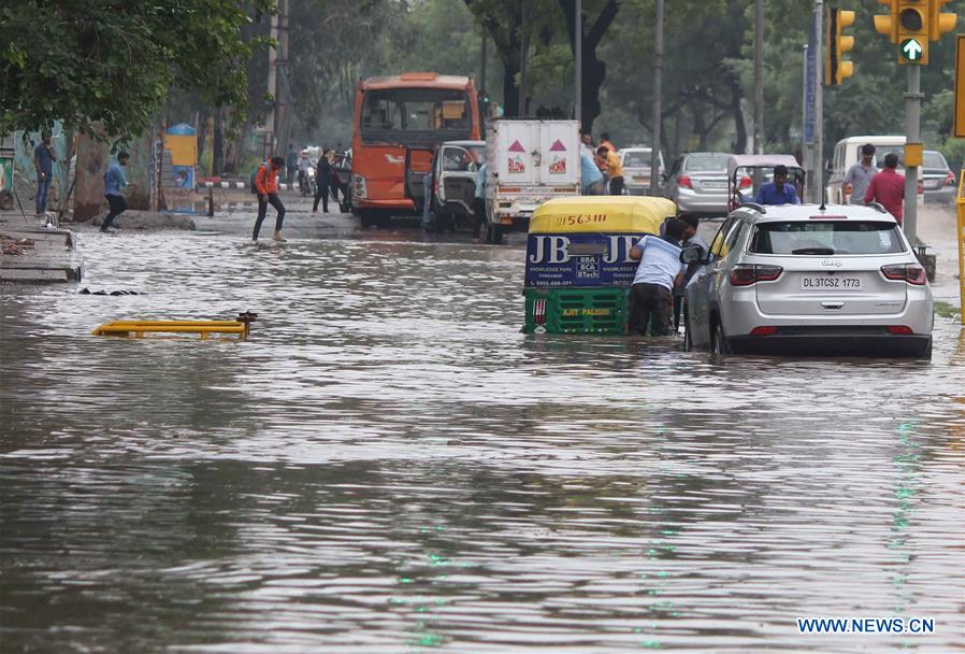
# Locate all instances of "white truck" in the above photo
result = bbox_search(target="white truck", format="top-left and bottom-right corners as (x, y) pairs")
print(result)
(485, 119), (581, 244)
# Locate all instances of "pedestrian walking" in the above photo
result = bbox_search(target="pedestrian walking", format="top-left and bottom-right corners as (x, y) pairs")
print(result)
(253, 156), (287, 242)
(285, 144), (298, 186)
(313, 149), (333, 213)
(33, 133), (57, 215)
(628, 218), (686, 336)
(597, 146), (625, 196)
(864, 153), (904, 223)
(101, 152), (135, 233)
(844, 144), (877, 205)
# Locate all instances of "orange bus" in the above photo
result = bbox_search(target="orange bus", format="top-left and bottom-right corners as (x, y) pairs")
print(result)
(350, 72), (481, 226)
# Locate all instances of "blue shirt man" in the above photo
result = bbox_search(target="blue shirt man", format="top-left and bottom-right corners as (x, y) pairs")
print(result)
(33, 134), (57, 214)
(754, 165), (800, 205)
(475, 163), (487, 200)
(580, 152), (604, 194)
(103, 158), (130, 196)
(101, 152), (133, 232)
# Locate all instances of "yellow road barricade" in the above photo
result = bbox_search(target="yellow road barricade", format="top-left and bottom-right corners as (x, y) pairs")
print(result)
(92, 312), (258, 340)
(958, 168), (965, 325)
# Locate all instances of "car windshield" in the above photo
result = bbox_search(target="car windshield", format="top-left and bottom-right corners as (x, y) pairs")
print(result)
(685, 154), (728, 172)
(750, 221), (906, 255)
(623, 151), (652, 167)
(875, 146), (905, 169)
(923, 152), (946, 169)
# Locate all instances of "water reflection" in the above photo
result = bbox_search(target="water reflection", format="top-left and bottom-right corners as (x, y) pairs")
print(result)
(1, 228), (963, 652)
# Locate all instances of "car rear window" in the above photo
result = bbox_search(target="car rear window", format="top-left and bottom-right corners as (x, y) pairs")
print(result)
(623, 151), (651, 167)
(923, 151), (946, 169)
(750, 221), (906, 255)
(684, 154), (728, 172)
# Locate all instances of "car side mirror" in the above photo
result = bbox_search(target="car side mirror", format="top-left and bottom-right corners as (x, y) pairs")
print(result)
(679, 245), (705, 265)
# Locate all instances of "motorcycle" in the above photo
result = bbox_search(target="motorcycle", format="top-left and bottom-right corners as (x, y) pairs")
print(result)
(299, 167), (317, 197)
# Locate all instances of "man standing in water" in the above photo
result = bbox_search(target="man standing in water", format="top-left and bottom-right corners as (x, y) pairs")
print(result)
(33, 132), (57, 215)
(101, 152), (135, 233)
(628, 218), (686, 336)
(253, 157), (287, 242)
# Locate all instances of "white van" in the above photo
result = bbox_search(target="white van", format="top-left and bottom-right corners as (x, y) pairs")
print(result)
(828, 135), (906, 204)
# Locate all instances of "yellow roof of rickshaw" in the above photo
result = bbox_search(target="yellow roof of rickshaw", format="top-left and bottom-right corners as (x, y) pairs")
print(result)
(529, 196), (678, 234)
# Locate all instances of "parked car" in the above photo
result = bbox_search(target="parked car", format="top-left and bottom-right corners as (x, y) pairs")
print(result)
(922, 150), (956, 204)
(618, 147), (665, 195)
(664, 152), (730, 217)
(681, 203), (933, 358)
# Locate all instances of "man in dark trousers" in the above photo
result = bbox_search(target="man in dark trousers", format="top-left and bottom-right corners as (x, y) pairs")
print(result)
(313, 149), (333, 213)
(864, 153), (905, 224)
(33, 132), (57, 215)
(628, 218), (686, 336)
(101, 152), (135, 233)
(253, 156), (286, 241)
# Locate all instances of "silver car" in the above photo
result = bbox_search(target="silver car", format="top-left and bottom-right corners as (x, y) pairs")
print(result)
(664, 152), (730, 216)
(681, 204), (934, 358)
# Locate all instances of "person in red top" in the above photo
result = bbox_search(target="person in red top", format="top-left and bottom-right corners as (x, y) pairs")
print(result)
(863, 153), (905, 224)
(253, 156), (287, 242)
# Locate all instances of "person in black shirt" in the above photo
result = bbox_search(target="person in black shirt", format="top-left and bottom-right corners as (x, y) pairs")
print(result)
(313, 149), (333, 213)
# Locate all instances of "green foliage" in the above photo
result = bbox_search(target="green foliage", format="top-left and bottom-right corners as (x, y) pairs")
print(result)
(0, 0), (273, 138)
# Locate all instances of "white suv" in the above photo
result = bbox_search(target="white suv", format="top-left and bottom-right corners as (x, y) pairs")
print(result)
(681, 203), (934, 358)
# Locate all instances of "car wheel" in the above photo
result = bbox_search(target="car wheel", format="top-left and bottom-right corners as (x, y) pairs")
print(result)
(712, 319), (730, 355)
(486, 222), (503, 245)
(914, 339), (932, 360)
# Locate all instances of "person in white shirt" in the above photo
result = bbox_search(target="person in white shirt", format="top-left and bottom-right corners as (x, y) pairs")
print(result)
(629, 218), (686, 336)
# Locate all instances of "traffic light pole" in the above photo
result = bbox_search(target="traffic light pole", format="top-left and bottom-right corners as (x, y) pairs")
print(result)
(814, 0), (824, 204)
(904, 65), (922, 244)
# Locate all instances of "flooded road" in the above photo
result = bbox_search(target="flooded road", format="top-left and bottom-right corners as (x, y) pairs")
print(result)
(2, 215), (964, 653)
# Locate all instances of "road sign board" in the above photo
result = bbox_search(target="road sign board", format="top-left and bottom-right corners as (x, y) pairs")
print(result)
(956, 36), (965, 138)
(901, 38), (924, 62)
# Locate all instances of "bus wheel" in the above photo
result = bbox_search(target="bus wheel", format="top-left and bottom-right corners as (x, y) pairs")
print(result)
(486, 222), (503, 245)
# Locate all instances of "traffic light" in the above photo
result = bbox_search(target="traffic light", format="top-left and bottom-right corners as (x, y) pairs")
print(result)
(898, 0), (929, 64)
(875, 0), (899, 43)
(826, 8), (856, 85)
(928, 0), (958, 41)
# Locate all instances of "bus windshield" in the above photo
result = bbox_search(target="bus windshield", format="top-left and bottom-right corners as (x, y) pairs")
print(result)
(361, 88), (472, 145)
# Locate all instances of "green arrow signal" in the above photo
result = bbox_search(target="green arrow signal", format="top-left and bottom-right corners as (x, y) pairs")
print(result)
(901, 38), (923, 61)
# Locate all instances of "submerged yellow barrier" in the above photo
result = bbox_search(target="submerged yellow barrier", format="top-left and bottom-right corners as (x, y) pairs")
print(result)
(92, 312), (258, 340)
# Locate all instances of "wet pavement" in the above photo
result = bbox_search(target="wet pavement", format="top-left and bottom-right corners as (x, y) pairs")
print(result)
(1, 201), (964, 653)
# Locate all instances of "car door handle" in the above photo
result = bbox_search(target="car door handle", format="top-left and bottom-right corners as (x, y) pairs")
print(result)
(822, 301), (844, 310)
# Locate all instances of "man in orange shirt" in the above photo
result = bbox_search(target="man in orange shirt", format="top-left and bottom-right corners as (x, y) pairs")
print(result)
(253, 156), (287, 242)
(597, 146), (625, 195)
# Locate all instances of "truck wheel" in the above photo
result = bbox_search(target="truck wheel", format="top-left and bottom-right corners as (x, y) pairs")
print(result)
(360, 211), (375, 229)
(486, 222), (503, 245)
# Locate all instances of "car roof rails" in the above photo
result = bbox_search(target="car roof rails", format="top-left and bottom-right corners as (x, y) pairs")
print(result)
(741, 202), (767, 214)
(868, 201), (888, 214)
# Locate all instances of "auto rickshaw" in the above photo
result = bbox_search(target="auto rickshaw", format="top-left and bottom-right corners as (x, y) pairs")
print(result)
(523, 196), (677, 334)
(727, 154), (806, 211)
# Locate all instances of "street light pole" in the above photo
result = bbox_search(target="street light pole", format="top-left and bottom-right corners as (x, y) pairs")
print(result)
(754, 0), (764, 154)
(575, 0), (582, 127)
(649, 0), (664, 196)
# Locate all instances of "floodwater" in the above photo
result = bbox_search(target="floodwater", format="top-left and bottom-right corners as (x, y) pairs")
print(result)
(1, 212), (964, 653)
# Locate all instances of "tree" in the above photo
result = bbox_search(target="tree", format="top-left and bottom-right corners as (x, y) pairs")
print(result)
(557, 0), (620, 132)
(0, 0), (273, 138)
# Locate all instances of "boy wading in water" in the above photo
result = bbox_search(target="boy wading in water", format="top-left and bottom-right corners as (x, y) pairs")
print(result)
(253, 156), (287, 242)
